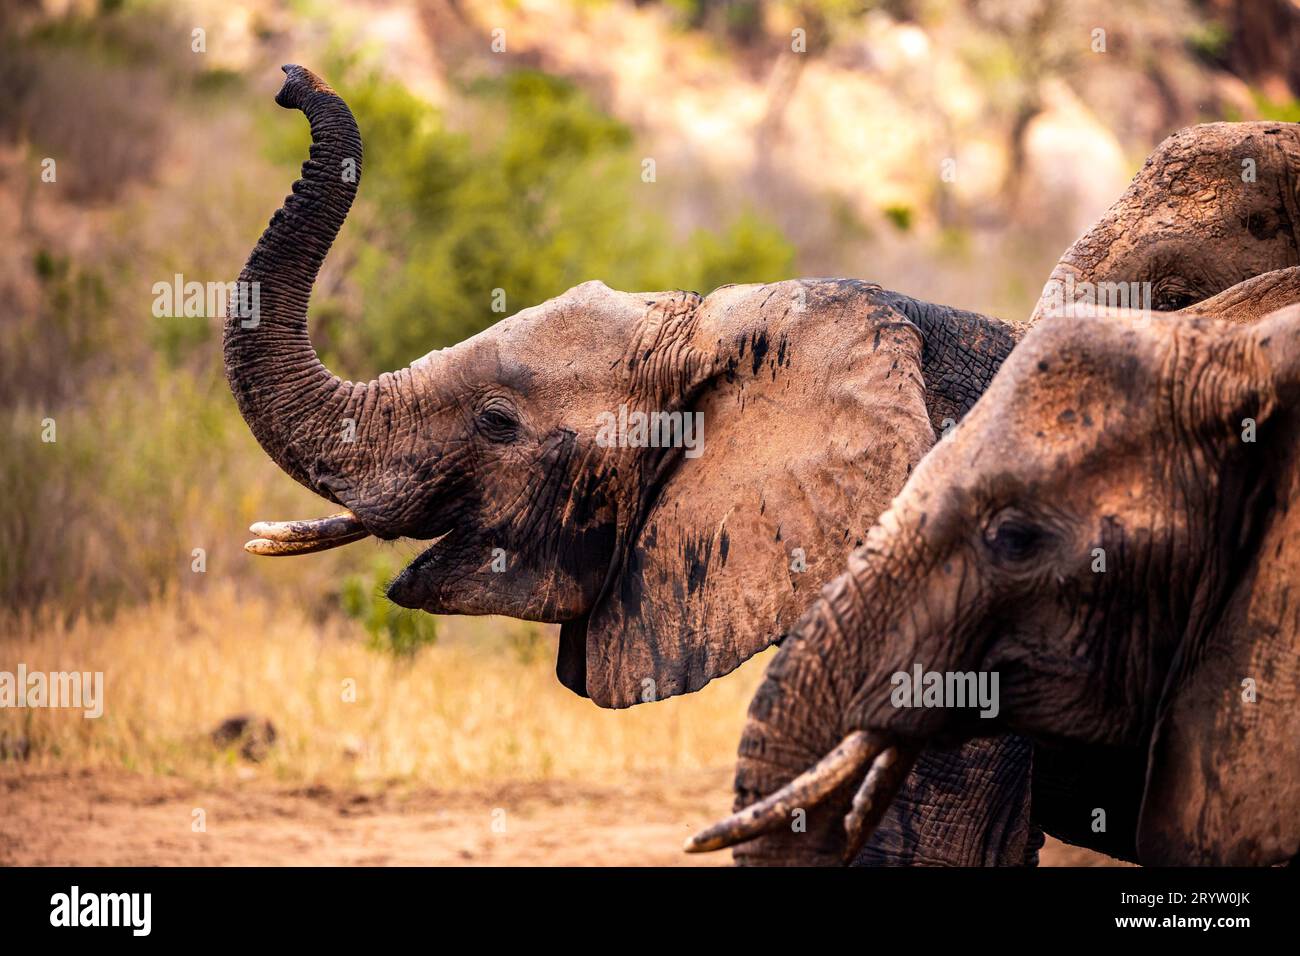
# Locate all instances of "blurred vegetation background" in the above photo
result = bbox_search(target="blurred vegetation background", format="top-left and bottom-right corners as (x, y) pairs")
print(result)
(3, 0), (1300, 783)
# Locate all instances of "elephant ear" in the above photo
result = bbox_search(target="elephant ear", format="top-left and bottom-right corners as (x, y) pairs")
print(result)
(565, 280), (935, 708)
(1137, 313), (1300, 864)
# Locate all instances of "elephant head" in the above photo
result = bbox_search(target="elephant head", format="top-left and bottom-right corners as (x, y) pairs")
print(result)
(1032, 122), (1300, 321)
(226, 66), (965, 708)
(691, 302), (1300, 866)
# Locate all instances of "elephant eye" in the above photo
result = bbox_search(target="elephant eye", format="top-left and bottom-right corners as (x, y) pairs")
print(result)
(1151, 284), (1199, 312)
(477, 402), (520, 443)
(983, 511), (1049, 564)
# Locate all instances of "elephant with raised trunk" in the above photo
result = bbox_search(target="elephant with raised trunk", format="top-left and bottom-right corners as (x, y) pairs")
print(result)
(691, 303), (1300, 866)
(225, 66), (1020, 712)
(227, 66), (1300, 865)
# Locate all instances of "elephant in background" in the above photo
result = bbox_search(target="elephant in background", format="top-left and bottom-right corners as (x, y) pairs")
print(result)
(691, 302), (1300, 866)
(1012, 118), (1300, 862)
(1032, 120), (1300, 321)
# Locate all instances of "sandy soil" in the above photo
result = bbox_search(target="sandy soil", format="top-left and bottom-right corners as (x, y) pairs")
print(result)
(0, 768), (1118, 867)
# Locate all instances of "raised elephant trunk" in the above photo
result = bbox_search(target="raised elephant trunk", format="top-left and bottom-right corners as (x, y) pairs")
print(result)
(225, 65), (423, 552)
(224, 66), (380, 526)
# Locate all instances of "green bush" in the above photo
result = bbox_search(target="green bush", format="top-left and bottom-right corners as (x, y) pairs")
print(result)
(882, 204), (913, 232)
(1251, 90), (1300, 124)
(339, 557), (438, 658)
(263, 60), (795, 375)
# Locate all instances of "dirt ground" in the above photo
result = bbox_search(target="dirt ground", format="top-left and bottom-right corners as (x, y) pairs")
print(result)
(0, 767), (1117, 866)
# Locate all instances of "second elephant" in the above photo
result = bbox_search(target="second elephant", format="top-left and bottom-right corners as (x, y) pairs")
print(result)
(693, 302), (1300, 866)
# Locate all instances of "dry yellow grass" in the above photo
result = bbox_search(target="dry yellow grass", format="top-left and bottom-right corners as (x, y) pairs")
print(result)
(0, 584), (769, 787)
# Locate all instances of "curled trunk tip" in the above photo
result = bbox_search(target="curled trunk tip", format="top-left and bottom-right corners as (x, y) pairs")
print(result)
(275, 64), (341, 110)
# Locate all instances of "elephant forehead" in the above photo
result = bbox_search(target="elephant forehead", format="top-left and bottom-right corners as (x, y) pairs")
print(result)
(407, 284), (682, 390)
(941, 318), (1176, 483)
(496, 284), (645, 342)
(1144, 122), (1289, 185)
(1078, 124), (1293, 248)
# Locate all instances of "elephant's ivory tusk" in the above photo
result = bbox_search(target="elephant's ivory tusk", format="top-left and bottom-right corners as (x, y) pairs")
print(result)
(244, 531), (369, 556)
(249, 511), (365, 542)
(842, 745), (917, 863)
(244, 511), (369, 556)
(683, 730), (884, 853)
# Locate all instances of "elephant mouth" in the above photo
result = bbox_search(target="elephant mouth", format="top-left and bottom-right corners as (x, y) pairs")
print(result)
(244, 511), (452, 611)
(383, 535), (452, 610)
(243, 511), (370, 556)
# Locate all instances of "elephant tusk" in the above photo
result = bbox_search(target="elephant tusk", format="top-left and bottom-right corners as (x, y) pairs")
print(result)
(244, 531), (369, 556)
(842, 745), (918, 863)
(683, 730), (885, 854)
(250, 511), (365, 542)
(244, 511), (369, 556)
